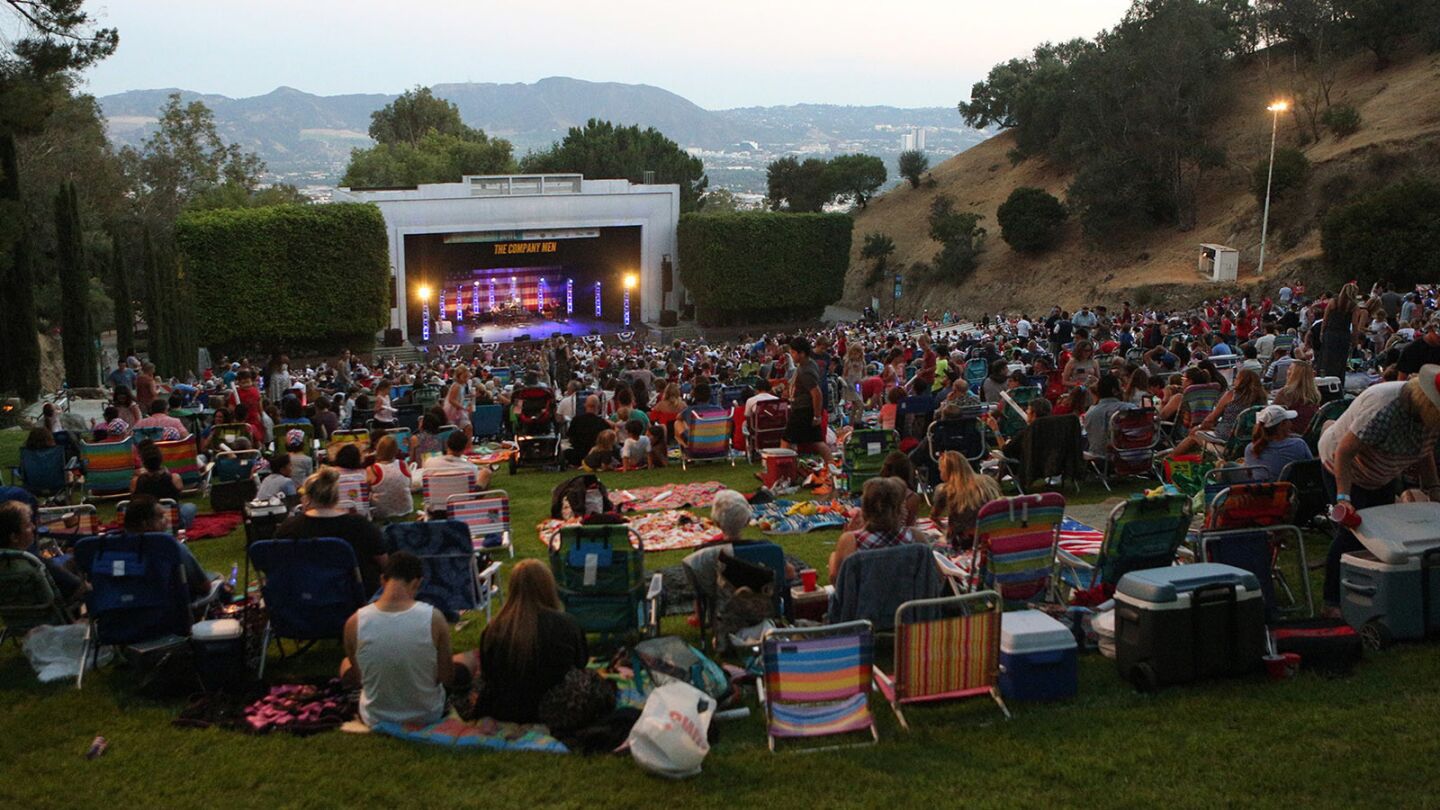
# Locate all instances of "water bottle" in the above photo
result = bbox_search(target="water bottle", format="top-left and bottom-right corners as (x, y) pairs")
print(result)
(227, 562), (239, 590)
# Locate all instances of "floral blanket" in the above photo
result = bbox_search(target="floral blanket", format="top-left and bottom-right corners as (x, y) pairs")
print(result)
(371, 716), (568, 753)
(537, 509), (719, 553)
(611, 481), (727, 513)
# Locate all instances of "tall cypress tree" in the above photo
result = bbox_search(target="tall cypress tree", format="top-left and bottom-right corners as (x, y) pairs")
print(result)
(109, 233), (135, 359)
(0, 134), (42, 399)
(56, 181), (97, 386)
(141, 228), (169, 375)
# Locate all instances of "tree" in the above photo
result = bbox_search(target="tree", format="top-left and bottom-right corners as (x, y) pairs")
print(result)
(898, 150), (929, 189)
(860, 232), (896, 286)
(521, 119), (708, 212)
(1340, 0), (1416, 69)
(927, 195), (986, 281)
(957, 39), (1092, 160)
(1250, 147), (1310, 205)
(996, 187), (1068, 252)
(699, 188), (743, 212)
(55, 180), (96, 385)
(368, 86), (474, 146)
(188, 181), (309, 211)
(0, 0), (117, 398)
(1322, 179), (1440, 290)
(109, 232), (134, 356)
(825, 154), (887, 208)
(765, 156), (833, 212)
(342, 131), (514, 188)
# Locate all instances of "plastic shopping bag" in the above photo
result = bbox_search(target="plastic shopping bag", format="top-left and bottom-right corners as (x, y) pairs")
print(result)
(627, 681), (715, 779)
(23, 624), (112, 683)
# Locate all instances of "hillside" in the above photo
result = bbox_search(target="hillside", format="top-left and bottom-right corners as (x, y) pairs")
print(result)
(845, 46), (1440, 317)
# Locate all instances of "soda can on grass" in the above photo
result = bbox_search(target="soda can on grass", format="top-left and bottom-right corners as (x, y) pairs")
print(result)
(85, 736), (107, 759)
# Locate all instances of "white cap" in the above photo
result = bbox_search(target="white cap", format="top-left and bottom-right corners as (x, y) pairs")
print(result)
(1256, 404), (1298, 428)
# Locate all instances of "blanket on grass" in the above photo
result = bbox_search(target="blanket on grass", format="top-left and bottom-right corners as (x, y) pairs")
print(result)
(611, 481), (727, 513)
(103, 511), (242, 542)
(371, 716), (569, 753)
(465, 442), (518, 467)
(752, 499), (853, 535)
(538, 509), (719, 553)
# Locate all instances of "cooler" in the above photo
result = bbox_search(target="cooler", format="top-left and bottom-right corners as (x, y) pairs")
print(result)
(1316, 376), (1344, 403)
(191, 618), (245, 690)
(243, 497), (290, 546)
(999, 610), (1078, 701)
(1114, 563), (1266, 689)
(759, 447), (799, 488)
(1343, 503), (1440, 645)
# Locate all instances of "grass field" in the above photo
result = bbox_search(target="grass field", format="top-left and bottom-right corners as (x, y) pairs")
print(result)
(1, 428), (1436, 809)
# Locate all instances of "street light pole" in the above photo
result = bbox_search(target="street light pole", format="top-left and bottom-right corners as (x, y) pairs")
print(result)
(1257, 100), (1287, 276)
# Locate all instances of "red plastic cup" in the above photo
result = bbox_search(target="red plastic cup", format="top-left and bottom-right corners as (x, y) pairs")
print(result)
(1264, 652), (1301, 681)
(801, 569), (818, 592)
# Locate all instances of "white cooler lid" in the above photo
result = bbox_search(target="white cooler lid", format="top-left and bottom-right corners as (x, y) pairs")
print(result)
(192, 618), (243, 641)
(1000, 610), (1076, 654)
(759, 448), (797, 458)
(1093, 609), (1116, 640)
(1353, 503), (1440, 564)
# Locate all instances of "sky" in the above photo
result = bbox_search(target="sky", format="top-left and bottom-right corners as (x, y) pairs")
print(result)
(80, 0), (1133, 108)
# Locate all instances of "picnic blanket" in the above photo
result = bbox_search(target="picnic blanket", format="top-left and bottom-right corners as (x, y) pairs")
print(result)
(611, 481), (727, 513)
(466, 441), (518, 467)
(101, 511), (241, 542)
(753, 499), (854, 535)
(537, 509), (719, 553)
(371, 716), (569, 753)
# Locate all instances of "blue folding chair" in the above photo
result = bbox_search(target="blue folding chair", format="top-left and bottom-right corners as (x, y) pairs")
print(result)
(383, 520), (501, 623)
(9, 445), (72, 503)
(471, 404), (505, 440)
(248, 537), (366, 677)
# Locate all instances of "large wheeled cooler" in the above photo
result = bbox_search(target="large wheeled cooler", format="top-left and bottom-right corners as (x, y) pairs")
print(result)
(1341, 502), (1440, 648)
(1114, 563), (1266, 690)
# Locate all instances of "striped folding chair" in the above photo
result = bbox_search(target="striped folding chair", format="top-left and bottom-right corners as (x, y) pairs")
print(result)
(335, 470), (371, 517)
(961, 493), (1064, 606)
(760, 621), (878, 753)
(330, 429), (370, 456)
(446, 490), (512, 557)
(156, 438), (207, 494)
(421, 469), (477, 515)
(116, 498), (186, 543)
(79, 437), (135, 501)
(34, 505), (99, 548)
(873, 591), (1009, 729)
(680, 408), (734, 469)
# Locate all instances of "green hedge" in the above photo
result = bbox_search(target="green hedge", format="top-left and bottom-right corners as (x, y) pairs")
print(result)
(1322, 179), (1440, 292)
(176, 203), (390, 350)
(677, 212), (852, 325)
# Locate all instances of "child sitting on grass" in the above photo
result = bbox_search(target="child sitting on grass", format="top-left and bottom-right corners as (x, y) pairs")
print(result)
(645, 424), (668, 468)
(620, 419), (650, 471)
(581, 429), (618, 472)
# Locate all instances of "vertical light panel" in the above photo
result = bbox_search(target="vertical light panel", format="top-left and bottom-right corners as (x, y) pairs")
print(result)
(566, 278), (574, 315)
(472, 281), (480, 314)
(594, 281), (602, 318)
(488, 278), (496, 311)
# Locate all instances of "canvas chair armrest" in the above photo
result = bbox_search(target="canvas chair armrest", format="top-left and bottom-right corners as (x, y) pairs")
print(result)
(1054, 547), (1094, 570)
(872, 665), (896, 702)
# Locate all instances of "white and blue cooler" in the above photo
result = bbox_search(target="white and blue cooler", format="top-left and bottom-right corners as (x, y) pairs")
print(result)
(1342, 503), (1440, 646)
(191, 618), (245, 690)
(999, 610), (1078, 701)
(1114, 563), (1266, 689)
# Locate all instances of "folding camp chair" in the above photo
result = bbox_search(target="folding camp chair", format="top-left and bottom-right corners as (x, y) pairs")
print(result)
(446, 490), (513, 557)
(964, 358), (990, 393)
(9, 445), (75, 504)
(209, 423), (254, 450)
(548, 523), (662, 643)
(1199, 482), (1311, 617)
(1305, 397), (1352, 453)
(746, 399), (790, 462)
(896, 395), (937, 451)
(997, 386), (1041, 441)
(79, 437), (135, 501)
(382, 520), (501, 623)
(131, 426), (167, 443)
(719, 385), (748, 409)
(209, 450), (260, 513)
(684, 541), (787, 654)
(1279, 458), (1328, 527)
(946, 493), (1063, 607)
(1200, 464), (1269, 512)
(248, 537), (367, 678)
(72, 532), (199, 688)
(329, 429), (370, 458)
(842, 429), (899, 493)
(1196, 405), (1262, 462)
(1055, 492), (1192, 600)
(34, 504), (99, 547)
(1207, 353), (1241, 384)
(0, 549), (76, 646)
(829, 544), (947, 632)
(1088, 407), (1160, 491)
(383, 428), (412, 460)
(116, 498), (186, 543)
(156, 438), (209, 495)
(335, 470), (371, 517)
(873, 591), (1008, 729)
(759, 621), (878, 752)
(470, 404), (505, 440)
(992, 415), (1084, 495)
(1160, 383), (1222, 446)
(420, 469), (478, 515)
(679, 408), (735, 469)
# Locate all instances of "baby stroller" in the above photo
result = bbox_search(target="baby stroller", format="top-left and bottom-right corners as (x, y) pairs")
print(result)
(509, 385), (563, 474)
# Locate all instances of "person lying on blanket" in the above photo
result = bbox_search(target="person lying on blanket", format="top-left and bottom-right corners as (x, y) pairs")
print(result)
(341, 551), (472, 728)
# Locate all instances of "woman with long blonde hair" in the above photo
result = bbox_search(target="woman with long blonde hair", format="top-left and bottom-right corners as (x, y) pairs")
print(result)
(1274, 358), (1321, 432)
(473, 559), (587, 723)
(930, 451), (1002, 551)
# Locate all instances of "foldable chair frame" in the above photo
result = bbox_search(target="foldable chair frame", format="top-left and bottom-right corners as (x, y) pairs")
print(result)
(446, 490), (514, 557)
(873, 591), (1009, 730)
(1199, 483), (1313, 617)
(759, 620), (878, 753)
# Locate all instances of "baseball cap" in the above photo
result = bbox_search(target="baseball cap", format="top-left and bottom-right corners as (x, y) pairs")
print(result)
(1419, 364), (1440, 411)
(1256, 404), (1298, 428)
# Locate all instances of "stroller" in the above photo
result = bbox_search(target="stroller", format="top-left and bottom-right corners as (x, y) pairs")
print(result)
(509, 385), (563, 474)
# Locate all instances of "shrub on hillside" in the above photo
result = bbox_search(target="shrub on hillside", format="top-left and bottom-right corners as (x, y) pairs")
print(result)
(927, 195), (986, 282)
(176, 203), (390, 351)
(996, 187), (1067, 253)
(677, 212), (852, 326)
(1322, 179), (1440, 291)
(1321, 104), (1362, 139)
(1251, 147), (1309, 206)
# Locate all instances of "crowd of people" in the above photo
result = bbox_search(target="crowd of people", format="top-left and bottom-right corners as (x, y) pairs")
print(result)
(9, 278), (1440, 727)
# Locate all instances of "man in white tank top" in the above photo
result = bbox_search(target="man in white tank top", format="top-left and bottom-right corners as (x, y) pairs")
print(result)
(341, 552), (468, 727)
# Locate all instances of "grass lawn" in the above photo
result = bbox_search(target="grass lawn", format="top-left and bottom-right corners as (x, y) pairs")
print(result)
(1, 427), (1436, 809)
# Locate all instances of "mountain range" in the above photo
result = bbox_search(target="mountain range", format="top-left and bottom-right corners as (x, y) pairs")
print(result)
(97, 77), (988, 194)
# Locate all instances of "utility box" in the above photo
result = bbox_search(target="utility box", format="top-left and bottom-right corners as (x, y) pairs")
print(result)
(1199, 244), (1239, 282)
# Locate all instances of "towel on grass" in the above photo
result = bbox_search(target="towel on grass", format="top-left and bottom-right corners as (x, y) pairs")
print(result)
(371, 716), (569, 753)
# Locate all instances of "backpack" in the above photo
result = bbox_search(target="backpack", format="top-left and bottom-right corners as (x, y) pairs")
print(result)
(550, 474), (613, 519)
(631, 636), (731, 702)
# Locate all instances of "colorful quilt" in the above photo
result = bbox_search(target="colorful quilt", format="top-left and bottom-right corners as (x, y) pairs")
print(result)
(537, 509), (719, 553)
(466, 442), (518, 467)
(371, 716), (569, 753)
(611, 481), (727, 513)
(753, 499), (854, 535)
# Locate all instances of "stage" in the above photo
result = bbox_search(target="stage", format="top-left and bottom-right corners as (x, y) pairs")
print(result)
(418, 315), (631, 346)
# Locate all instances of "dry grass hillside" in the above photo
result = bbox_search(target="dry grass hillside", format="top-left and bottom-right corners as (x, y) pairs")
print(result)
(846, 44), (1440, 317)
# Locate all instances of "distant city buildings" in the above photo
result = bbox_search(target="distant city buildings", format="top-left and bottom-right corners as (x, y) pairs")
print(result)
(901, 127), (927, 152)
